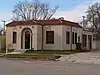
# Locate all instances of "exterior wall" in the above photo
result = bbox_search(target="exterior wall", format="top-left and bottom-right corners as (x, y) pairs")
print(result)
(6, 25), (38, 50)
(62, 25), (82, 50)
(92, 34), (100, 50)
(93, 40), (100, 50)
(92, 40), (96, 49)
(96, 40), (100, 49)
(0, 35), (6, 51)
(37, 25), (42, 50)
(62, 25), (71, 50)
(82, 31), (93, 50)
(6, 24), (93, 51)
(43, 25), (63, 50)
(72, 27), (82, 50)
(6, 27), (15, 50)
(37, 25), (82, 50)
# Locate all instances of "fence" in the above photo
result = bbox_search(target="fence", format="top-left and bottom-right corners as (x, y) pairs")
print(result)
(0, 35), (6, 53)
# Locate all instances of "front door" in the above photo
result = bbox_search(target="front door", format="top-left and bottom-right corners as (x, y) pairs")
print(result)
(25, 31), (30, 49)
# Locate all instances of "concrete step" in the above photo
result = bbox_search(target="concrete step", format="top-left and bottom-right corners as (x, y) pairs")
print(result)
(7, 49), (28, 54)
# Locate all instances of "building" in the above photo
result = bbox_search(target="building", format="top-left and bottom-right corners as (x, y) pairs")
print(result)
(0, 35), (6, 52)
(6, 19), (93, 50)
(83, 27), (100, 50)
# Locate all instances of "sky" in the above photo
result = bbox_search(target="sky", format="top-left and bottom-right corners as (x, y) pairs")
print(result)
(0, 0), (100, 27)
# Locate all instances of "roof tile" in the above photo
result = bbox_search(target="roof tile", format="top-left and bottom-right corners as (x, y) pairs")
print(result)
(6, 19), (82, 28)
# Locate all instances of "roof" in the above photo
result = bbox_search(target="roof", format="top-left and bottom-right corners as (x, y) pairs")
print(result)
(6, 19), (82, 28)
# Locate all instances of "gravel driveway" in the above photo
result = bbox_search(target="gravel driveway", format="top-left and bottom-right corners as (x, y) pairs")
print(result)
(59, 52), (100, 64)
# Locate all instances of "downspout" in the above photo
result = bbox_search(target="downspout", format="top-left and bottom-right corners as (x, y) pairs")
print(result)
(42, 24), (44, 51)
(59, 19), (63, 50)
(33, 20), (44, 51)
(70, 26), (72, 50)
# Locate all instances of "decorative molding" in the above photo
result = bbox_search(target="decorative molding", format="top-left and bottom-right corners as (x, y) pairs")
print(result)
(20, 26), (22, 29)
(32, 26), (34, 28)
(67, 27), (69, 30)
(13, 26), (17, 31)
(45, 26), (52, 30)
(72, 28), (77, 32)
(25, 26), (28, 29)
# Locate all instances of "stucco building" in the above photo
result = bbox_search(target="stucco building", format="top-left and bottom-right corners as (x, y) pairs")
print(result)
(6, 19), (93, 50)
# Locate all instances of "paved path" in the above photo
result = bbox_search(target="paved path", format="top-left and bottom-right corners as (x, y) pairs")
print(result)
(59, 52), (100, 64)
(0, 58), (100, 75)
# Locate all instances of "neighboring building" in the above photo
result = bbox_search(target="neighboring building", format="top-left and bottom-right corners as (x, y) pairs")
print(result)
(84, 27), (100, 50)
(6, 19), (93, 50)
(92, 33), (100, 50)
(0, 35), (6, 52)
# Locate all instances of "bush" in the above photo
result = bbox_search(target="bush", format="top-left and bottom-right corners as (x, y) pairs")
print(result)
(0, 47), (6, 53)
(76, 43), (82, 50)
(54, 55), (61, 59)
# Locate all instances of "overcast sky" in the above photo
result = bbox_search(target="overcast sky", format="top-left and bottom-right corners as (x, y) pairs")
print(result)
(0, 0), (100, 27)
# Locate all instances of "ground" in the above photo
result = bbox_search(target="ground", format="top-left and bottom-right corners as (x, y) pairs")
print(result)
(59, 52), (100, 64)
(0, 58), (100, 75)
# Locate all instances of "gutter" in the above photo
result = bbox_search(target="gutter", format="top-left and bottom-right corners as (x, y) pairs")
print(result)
(70, 26), (72, 50)
(41, 24), (44, 51)
(59, 19), (63, 50)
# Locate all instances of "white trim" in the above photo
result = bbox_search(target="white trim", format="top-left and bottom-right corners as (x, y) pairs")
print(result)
(22, 29), (32, 49)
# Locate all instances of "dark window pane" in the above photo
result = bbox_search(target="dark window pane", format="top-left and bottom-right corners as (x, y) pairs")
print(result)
(13, 32), (17, 44)
(78, 36), (80, 43)
(66, 31), (70, 44)
(72, 32), (74, 44)
(82, 35), (87, 47)
(46, 31), (54, 44)
(75, 33), (77, 44)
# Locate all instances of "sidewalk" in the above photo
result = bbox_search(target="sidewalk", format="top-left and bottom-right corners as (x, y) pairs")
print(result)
(58, 52), (100, 64)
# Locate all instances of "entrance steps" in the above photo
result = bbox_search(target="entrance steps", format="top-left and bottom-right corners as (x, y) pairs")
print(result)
(7, 49), (29, 54)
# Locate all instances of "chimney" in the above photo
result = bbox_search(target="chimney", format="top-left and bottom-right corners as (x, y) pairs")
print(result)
(59, 17), (64, 20)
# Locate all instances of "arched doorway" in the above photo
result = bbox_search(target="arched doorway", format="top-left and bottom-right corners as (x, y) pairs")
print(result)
(21, 28), (32, 49)
(25, 31), (30, 49)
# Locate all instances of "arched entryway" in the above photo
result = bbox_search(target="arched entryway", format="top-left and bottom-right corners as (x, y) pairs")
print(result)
(21, 28), (32, 49)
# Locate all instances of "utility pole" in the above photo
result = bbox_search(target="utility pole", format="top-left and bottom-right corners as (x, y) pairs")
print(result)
(1, 20), (7, 54)
(82, 16), (85, 27)
(1, 20), (6, 35)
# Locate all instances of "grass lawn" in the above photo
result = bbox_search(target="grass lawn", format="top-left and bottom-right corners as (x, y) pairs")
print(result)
(5, 54), (56, 59)
(25, 50), (82, 54)
(5, 50), (83, 60)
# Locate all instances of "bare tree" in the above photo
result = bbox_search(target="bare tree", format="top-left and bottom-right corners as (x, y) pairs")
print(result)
(12, 0), (58, 21)
(86, 2), (100, 33)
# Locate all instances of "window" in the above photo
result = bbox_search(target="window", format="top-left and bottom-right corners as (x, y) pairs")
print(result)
(66, 31), (70, 44)
(46, 31), (54, 44)
(13, 32), (17, 44)
(72, 32), (74, 44)
(75, 33), (77, 44)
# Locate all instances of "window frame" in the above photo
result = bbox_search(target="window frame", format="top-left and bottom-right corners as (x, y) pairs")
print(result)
(75, 33), (77, 44)
(72, 32), (74, 44)
(46, 31), (54, 44)
(66, 31), (70, 44)
(12, 32), (17, 44)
